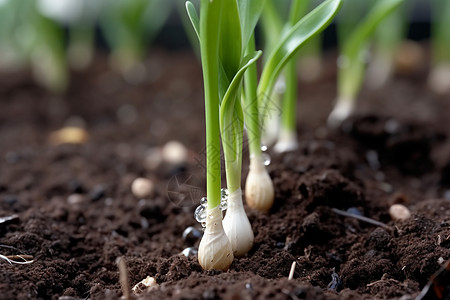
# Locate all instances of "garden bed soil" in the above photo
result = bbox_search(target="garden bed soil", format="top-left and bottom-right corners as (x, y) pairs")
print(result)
(1, 49), (450, 300)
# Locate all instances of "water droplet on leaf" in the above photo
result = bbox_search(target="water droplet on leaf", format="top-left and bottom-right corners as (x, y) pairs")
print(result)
(262, 153), (271, 166)
(194, 202), (207, 223)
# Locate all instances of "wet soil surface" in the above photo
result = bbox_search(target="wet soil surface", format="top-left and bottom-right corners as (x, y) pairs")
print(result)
(1, 49), (450, 300)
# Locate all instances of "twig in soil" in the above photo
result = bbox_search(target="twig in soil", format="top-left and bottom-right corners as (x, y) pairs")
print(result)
(0, 253), (34, 264)
(331, 208), (390, 229)
(0, 244), (34, 264)
(366, 274), (401, 287)
(288, 261), (296, 280)
(116, 257), (131, 300)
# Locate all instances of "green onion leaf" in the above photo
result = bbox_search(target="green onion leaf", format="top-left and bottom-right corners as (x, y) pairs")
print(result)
(185, 1), (200, 42)
(339, 0), (405, 98)
(237, 0), (266, 53)
(258, 0), (342, 99)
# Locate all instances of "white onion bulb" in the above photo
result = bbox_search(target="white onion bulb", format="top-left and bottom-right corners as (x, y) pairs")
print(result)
(198, 206), (233, 270)
(327, 96), (355, 128)
(222, 188), (254, 257)
(245, 155), (274, 213)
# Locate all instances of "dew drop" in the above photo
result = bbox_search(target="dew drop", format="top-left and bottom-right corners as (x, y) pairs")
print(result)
(261, 145), (268, 152)
(181, 247), (198, 257)
(194, 203), (207, 223)
(200, 197), (207, 205)
(182, 226), (203, 244)
(262, 153), (271, 166)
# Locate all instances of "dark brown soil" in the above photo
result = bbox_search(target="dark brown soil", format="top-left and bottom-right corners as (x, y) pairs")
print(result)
(1, 48), (450, 300)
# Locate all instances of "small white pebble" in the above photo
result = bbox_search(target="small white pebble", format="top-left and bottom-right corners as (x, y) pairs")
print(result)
(49, 126), (89, 145)
(389, 204), (411, 221)
(132, 276), (158, 295)
(131, 177), (154, 199)
(162, 141), (188, 165)
(438, 257), (445, 265)
(67, 194), (85, 205)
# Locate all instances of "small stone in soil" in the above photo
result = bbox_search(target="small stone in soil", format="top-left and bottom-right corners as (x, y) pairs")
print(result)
(162, 141), (188, 165)
(140, 217), (149, 229)
(389, 204), (411, 221)
(275, 242), (285, 248)
(131, 177), (154, 199)
(327, 269), (342, 291)
(49, 127), (89, 145)
(182, 226), (203, 245)
(366, 150), (380, 170)
(181, 247), (198, 257)
(245, 283), (252, 290)
(132, 276), (158, 295)
(89, 185), (105, 201)
(67, 194), (85, 205)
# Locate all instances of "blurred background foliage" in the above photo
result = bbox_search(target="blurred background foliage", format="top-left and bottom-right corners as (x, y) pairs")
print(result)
(0, 0), (443, 93)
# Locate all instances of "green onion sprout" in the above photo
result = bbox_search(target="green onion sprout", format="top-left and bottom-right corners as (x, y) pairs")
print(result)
(243, 0), (342, 212)
(327, 0), (405, 128)
(274, 0), (313, 153)
(428, 0), (450, 95)
(100, 0), (171, 82)
(186, 0), (264, 268)
(366, 3), (407, 89)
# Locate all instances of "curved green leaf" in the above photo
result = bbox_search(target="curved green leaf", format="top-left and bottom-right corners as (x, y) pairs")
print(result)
(220, 51), (261, 170)
(260, 0), (283, 57)
(221, 50), (263, 124)
(342, 0), (405, 63)
(185, 1), (200, 42)
(339, 0), (404, 98)
(237, 0), (266, 53)
(219, 0), (242, 81)
(258, 0), (342, 98)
